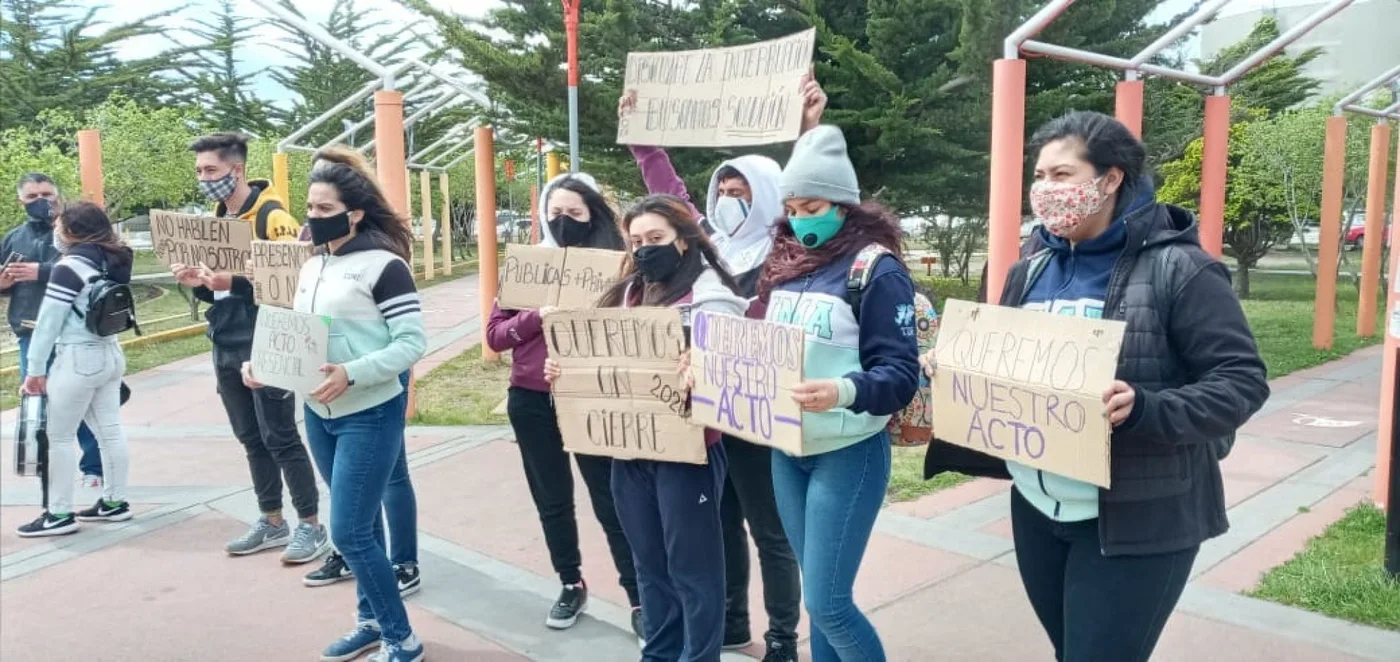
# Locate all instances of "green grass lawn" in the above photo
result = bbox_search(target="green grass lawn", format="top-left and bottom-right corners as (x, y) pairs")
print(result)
(1250, 504), (1400, 631)
(408, 343), (512, 426)
(888, 446), (969, 502)
(1240, 273), (1385, 378)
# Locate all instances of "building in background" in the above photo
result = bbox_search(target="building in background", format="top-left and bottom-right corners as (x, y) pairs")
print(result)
(1200, 0), (1400, 99)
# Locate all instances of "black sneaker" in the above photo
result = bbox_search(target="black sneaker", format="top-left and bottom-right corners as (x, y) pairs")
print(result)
(545, 582), (587, 629)
(76, 499), (132, 522)
(16, 511), (79, 538)
(723, 628), (753, 650)
(762, 640), (798, 662)
(395, 562), (422, 598)
(631, 607), (645, 646)
(304, 551), (354, 587)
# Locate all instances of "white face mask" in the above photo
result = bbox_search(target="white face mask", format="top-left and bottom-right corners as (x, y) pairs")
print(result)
(711, 195), (750, 235)
(52, 232), (69, 253)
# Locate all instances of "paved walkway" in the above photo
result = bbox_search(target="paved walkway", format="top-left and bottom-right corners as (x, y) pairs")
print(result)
(2, 273), (1397, 661)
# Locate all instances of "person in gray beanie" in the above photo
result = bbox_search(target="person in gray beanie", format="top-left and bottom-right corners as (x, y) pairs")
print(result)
(756, 124), (921, 661)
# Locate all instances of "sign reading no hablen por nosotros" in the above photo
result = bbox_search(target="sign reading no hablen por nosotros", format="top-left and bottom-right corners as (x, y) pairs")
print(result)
(149, 210), (252, 272)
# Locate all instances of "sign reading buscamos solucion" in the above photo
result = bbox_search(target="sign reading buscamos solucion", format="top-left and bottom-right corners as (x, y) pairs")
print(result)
(690, 310), (805, 455)
(932, 300), (1126, 487)
(543, 307), (707, 464)
(617, 29), (816, 148)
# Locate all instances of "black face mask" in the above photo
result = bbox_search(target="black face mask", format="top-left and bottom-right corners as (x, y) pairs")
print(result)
(633, 243), (683, 283)
(24, 199), (52, 223)
(548, 214), (592, 247)
(308, 211), (353, 246)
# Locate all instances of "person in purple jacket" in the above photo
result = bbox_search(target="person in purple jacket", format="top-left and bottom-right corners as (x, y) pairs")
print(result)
(486, 174), (644, 638)
(613, 74), (827, 662)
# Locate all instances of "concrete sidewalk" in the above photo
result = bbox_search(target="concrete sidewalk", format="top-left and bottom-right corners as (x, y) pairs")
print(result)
(2, 275), (1397, 659)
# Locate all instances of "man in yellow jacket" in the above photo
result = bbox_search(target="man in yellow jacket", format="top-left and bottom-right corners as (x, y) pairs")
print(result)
(174, 133), (328, 565)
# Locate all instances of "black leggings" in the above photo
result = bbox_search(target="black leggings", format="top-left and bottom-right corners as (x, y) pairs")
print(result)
(1010, 487), (1197, 662)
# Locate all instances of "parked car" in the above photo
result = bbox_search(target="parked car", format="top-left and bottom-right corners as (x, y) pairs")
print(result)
(1288, 221), (1321, 248)
(1345, 213), (1392, 251)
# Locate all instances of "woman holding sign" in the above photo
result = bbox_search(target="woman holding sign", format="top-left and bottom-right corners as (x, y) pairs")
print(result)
(756, 126), (922, 662)
(486, 173), (644, 635)
(244, 147), (428, 662)
(923, 111), (1269, 662)
(545, 194), (747, 662)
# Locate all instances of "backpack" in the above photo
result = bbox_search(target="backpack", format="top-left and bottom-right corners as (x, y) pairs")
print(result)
(846, 244), (938, 447)
(74, 254), (141, 337)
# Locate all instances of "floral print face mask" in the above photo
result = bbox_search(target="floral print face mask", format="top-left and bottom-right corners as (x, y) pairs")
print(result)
(1029, 176), (1107, 238)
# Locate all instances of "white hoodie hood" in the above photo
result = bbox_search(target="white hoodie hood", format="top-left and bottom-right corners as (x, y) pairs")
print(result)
(704, 155), (782, 276)
(537, 172), (602, 247)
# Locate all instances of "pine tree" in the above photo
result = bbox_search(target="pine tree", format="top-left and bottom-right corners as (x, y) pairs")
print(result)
(177, 0), (277, 136)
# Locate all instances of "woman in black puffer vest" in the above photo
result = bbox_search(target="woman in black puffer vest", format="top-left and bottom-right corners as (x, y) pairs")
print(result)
(923, 111), (1270, 662)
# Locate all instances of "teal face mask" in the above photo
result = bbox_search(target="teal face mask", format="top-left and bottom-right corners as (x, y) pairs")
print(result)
(789, 206), (844, 248)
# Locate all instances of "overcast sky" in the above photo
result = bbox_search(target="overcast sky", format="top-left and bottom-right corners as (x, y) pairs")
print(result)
(85, 0), (1350, 106)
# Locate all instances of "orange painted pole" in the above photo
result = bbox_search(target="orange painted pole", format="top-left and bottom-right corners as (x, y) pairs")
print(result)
(985, 58), (1027, 304)
(1314, 115), (1348, 350)
(1198, 94), (1230, 259)
(420, 168), (435, 281)
(476, 126), (500, 362)
(530, 184), (540, 244)
(440, 172), (452, 275)
(1115, 79), (1144, 139)
(1358, 121), (1391, 337)
(372, 89), (416, 415)
(1377, 129), (1400, 508)
(77, 129), (104, 207)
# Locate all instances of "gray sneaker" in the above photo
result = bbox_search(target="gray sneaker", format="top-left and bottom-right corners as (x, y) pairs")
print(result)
(225, 516), (290, 556)
(281, 522), (330, 565)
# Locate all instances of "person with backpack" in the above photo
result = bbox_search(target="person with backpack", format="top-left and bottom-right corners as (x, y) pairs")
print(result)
(613, 76), (830, 661)
(758, 125), (922, 661)
(922, 111), (1270, 662)
(16, 201), (135, 537)
(486, 173), (645, 637)
(545, 194), (748, 662)
(2, 173), (105, 488)
(173, 132), (327, 565)
(243, 147), (428, 662)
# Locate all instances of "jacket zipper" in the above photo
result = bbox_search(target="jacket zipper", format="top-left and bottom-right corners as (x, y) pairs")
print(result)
(310, 253), (332, 418)
(1017, 253), (1065, 520)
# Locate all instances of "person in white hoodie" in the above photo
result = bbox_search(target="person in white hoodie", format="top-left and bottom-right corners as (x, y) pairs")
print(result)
(615, 75), (827, 661)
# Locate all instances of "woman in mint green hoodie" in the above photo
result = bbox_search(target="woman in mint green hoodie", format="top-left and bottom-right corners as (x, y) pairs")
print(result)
(244, 147), (428, 662)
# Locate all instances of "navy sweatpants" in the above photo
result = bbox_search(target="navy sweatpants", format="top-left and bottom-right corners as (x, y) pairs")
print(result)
(612, 443), (728, 662)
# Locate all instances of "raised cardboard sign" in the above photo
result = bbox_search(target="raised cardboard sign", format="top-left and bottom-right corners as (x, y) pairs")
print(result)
(932, 299), (1126, 487)
(617, 29), (816, 148)
(250, 306), (329, 396)
(543, 307), (707, 463)
(498, 244), (625, 310)
(690, 310), (805, 454)
(149, 210), (252, 271)
(250, 240), (314, 308)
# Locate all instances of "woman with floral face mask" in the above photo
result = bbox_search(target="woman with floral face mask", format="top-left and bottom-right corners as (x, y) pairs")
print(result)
(922, 111), (1269, 662)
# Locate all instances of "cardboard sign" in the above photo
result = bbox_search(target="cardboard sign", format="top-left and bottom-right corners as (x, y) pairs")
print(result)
(617, 29), (816, 148)
(498, 244), (626, 310)
(250, 306), (329, 395)
(543, 307), (707, 463)
(250, 241), (314, 308)
(932, 300), (1126, 487)
(690, 310), (805, 454)
(149, 210), (253, 271)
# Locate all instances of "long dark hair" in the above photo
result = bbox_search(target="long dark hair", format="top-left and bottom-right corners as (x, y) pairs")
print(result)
(549, 176), (625, 250)
(58, 201), (132, 267)
(309, 146), (413, 262)
(598, 194), (739, 308)
(758, 201), (903, 300)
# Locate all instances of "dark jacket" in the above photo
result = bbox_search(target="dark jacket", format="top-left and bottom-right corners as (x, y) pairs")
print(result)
(925, 199), (1270, 556)
(0, 216), (61, 336)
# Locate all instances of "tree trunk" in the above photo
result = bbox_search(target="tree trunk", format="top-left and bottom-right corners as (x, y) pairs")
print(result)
(1234, 259), (1253, 299)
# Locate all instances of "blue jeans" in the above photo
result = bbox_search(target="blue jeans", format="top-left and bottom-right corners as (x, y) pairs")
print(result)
(305, 397), (414, 642)
(18, 334), (102, 477)
(771, 433), (891, 662)
(612, 443), (728, 662)
(385, 371), (417, 565)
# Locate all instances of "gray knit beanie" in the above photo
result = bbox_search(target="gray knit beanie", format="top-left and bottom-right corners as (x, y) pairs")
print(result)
(779, 125), (861, 207)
